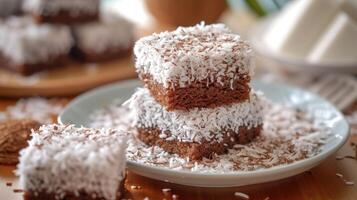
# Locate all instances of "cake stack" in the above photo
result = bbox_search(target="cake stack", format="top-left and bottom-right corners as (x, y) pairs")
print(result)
(0, 0), (134, 75)
(126, 23), (265, 160)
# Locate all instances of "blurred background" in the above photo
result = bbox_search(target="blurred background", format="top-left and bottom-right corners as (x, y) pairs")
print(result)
(0, 0), (356, 113)
(0, 1), (356, 198)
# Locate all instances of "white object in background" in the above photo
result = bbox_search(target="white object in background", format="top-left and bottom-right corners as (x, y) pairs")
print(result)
(309, 74), (357, 111)
(308, 13), (357, 63)
(263, 0), (340, 59)
(102, 0), (153, 27)
(341, 0), (357, 22)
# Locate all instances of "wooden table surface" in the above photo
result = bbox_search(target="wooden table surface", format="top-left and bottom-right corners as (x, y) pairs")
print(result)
(0, 95), (356, 200)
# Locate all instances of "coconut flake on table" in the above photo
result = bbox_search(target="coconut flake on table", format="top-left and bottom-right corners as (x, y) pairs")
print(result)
(0, 97), (67, 124)
(89, 100), (330, 173)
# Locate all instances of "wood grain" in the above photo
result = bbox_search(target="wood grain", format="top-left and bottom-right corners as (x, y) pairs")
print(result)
(0, 56), (137, 97)
(0, 100), (356, 200)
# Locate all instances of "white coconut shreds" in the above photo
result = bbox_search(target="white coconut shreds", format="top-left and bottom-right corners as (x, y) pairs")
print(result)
(72, 11), (134, 54)
(89, 101), (330, 173)
(22, 0), (99, 15)
(134, 22), (254, 88)
(0, 97), (67, 124)
(123, 87), (265, 143)
(0, 16), (73, 65)
(16, 124), (127, 200)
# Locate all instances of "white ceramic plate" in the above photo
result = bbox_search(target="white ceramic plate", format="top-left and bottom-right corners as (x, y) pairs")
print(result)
(59, 79), (349, 187)
(250, 16), (357, 74)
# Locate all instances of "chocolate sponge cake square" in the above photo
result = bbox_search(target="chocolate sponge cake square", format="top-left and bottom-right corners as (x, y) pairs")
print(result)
(0, 0), (22, 18)
(124, 88), (265, 160)
(134, 23), (253, 111)
(71, 12), (134, 62)
(17, 124), (127, 200)
(23, 0), (99, 24)
(0, 17), (73, 75)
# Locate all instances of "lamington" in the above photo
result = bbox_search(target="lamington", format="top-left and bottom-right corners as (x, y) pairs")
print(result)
(17, 124), (127, 200)
(71, 12), (134, 62)
(0, 17), (73, 75)
(124, 88), (265, 160)
(0, 0), (22, 18)
(22, 0), (99, 24)
(134, 23), (253, 111)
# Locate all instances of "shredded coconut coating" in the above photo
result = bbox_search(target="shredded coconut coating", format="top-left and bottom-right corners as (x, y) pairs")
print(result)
(90, 103), (330, 172)
(17, 124), (127, 200)
(23, 0), (99, 15)
(134, 23), (254, 88)
(0, 97), (66, 124)
(123, 88), (265, 143)
(0, 17), (73, 65)
(72, 12), (134, 54)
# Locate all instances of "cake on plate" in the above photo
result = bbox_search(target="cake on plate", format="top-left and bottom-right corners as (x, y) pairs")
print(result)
(134, 23), (253, 111)
(22, 0), (99, 24)
(126, 23), (264, 160)
(17, 124), (127, 200)
(0, 0), (22, 18)
(0, 17), (72, 75)
(125, 88), (264, 160)
(71, 12), (134, 62)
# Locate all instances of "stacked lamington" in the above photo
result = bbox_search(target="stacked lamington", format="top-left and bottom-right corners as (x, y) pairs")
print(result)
(126, 23), (265, 160)
(0, 0), (134, 75)
(17, 124), (127, 200)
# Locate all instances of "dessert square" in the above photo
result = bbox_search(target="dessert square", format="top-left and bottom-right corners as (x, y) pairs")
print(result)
(17, 124), (127, 200)
(71, 12), (134, 62)
(23, 0), (99, 24)
(134, 23), (253, 110)
(125, 88), (265, 160)
(0, 17), (73, 75)
(0, 0), (22, 17)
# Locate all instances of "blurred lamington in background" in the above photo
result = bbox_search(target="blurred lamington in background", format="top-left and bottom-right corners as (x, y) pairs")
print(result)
(0, 0), (134, 76)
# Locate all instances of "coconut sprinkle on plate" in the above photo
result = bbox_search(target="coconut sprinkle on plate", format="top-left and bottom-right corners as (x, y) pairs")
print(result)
(89, 100), (330, 173)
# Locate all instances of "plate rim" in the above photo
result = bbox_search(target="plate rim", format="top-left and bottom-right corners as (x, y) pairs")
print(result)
(59, 79), (350, 180)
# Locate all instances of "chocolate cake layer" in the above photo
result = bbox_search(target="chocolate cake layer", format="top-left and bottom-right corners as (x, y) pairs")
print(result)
(0, 0), (22, 17)
(71, 45), (132, 63)
(137, 125), (262, 160)
(0, 53), (68, 76)
(23, 0), (100, 24)
(140, 73), (250, 110)
(24, 191), (109, 200)
(30, 11), (98, 25)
